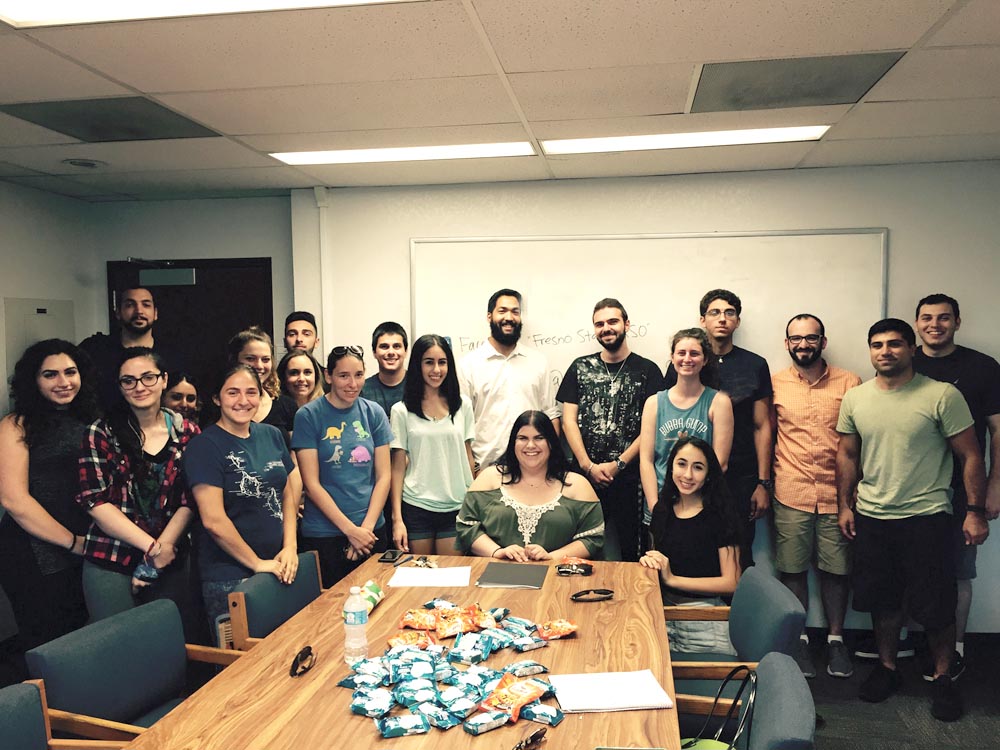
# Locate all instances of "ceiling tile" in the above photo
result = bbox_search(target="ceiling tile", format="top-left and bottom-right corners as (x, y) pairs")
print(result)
(545, 142), (814, 179)
(0, 35), (129, 103)
(68, 166), (318, 193)
(509, 64), (692, 121)
(472, 0), (953, 71)
(0, 160), (42, 177)
(926, 0), (1000, 46)
(158, 77), (518, 135)
(866, 47), (1000, 101)
(296, 156), (551, 186)
(238, 123), (529, 153)
(27, 1), (493, 92)
(800, 133), (1000, 167)
(0, 110), (80, 147)
(0, 137), (274, 174)
(826, 99), (1000, 139)
(1, 173), (134, 199)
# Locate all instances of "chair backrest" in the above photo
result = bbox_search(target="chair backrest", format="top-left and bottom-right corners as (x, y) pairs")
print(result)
(0, 682), (49, 750)
(746, 652), (815, 750)
(728, 567), (806, 661)
(25, 599), (187, 723)
(229, 550), (322, 648)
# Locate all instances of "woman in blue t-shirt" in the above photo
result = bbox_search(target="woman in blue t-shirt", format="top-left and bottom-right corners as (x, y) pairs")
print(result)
(292, 346), (392, 587)
(183, 365), (299, 628)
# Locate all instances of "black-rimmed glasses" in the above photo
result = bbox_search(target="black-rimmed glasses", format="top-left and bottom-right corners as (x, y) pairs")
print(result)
(513, 727), (546, 750)
(289, 645), (316, 677)
(331, 345), (364, 359)
(118, 372), (164, 390)
(787, 334), (822, 345)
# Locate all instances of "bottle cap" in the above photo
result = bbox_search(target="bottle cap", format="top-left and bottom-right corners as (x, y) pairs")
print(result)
(349, 586), (361, 594)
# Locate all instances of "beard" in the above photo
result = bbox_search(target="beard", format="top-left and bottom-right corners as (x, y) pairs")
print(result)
(121, 316), (152, 335)
(788, 346), (822, 367)
(599, 330), (626, 352)
(490, 319), (522, 346)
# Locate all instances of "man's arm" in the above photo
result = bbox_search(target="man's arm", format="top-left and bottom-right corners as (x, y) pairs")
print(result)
(749, 396), (773, 518)
(948, 426), (989, 545)
(986, 414), (1000, 520)
(835, 432), (861, 540)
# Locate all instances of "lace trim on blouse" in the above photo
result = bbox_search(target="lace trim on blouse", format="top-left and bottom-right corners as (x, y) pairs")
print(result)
(498, 486), (562, 546)
(573, 523), (604, 541)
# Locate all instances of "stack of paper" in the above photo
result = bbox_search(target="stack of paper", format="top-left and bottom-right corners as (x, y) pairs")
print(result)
(548, 670), (673, 712)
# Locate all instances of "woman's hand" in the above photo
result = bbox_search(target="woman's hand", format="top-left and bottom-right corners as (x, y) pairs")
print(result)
(151, 541), (177, 569)
(274, 546), (299, 584)
(254, 558), (282, 578)
(130, 576), (153, 595)
(345, 524), (377, 555)
(392, 519), (410, 553)
(523, 544), (551, 561)
(640, 550), (669, 570)
(494, 544), (529, 562)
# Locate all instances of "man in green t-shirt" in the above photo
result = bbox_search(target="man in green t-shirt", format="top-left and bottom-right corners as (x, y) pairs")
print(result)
(836, 318), (989, 723)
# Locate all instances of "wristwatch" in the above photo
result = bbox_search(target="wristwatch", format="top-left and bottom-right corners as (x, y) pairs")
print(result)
(757, 478), (774, 492)
(615, 457), (627, 472)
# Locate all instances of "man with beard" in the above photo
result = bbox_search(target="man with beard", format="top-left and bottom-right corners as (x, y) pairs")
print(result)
(836, 318), (988, 722)
(459, 288), (560, 471)
(912, 293), (1000, 681)
(771, 314), (861, 679)
(80, 287), (185, 411)
(557, 298), (663, 561)
(283, 311), (320, 354)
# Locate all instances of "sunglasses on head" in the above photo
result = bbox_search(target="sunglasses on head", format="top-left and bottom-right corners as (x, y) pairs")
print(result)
(331, 345), (364, 359)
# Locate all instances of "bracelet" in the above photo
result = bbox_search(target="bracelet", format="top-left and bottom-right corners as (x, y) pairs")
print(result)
(491, 547), (502, 558)
(966, 505), (987, 517)
(145, 540), (161, 559)
(586, 462), (594, 476)
(66, 533), (76, 551)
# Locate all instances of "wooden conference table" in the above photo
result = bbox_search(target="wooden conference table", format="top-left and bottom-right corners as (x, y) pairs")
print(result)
(125, 555), (680, 750)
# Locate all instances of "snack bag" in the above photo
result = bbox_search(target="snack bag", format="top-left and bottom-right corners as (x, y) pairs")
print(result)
(536, 619), (578, 640)
(435, 606), (479, 638)
(479, 672), (547, 721)
(376, 714), (431, 738)
(399, 608), (439, 631)
(387, 629), (437, 650)
(462, 710), (510, 735)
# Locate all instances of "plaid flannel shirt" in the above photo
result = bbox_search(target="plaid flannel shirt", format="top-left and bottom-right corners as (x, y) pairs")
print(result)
(76, 410), (199, 573)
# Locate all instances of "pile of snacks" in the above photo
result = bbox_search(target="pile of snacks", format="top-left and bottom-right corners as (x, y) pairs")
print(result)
(340, 599), (573, 739)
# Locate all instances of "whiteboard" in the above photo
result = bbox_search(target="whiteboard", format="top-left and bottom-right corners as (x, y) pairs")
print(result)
(410, 230), (887, 386)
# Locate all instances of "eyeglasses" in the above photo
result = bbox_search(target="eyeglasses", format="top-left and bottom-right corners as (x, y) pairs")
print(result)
(513, 727), (546, 750)
(118, 372), (164, 390)
(289, 645), (316, 677)
(556, 562), (593, 576)
(704, 309), (738, 319)
(331, 345), (364, 359)
(787, 334), (822, 345)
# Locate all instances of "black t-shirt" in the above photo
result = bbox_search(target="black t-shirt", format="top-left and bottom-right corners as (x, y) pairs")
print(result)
(78, 332), (188, 413)
(262, 393), (298, 448)
(556, 352), (664, 467)
(665, 345), (771, 477)
(650, 503), (736, 596)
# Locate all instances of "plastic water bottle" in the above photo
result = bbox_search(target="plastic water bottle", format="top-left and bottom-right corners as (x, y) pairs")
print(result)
(343, 585), (369, 665)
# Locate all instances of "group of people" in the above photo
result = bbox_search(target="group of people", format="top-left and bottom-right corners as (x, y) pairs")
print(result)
(0, 285), (996, 726)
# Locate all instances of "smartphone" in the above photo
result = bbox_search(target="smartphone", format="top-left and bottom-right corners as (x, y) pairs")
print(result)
(378, 549), (405, 564)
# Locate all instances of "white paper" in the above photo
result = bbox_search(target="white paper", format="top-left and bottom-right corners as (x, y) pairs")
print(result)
(386, 566), (471, 588)
(549, 670), (673, 712)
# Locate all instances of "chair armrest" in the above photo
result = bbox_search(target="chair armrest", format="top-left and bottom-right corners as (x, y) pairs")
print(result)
(185, 644), (244, 666)
(674, 693), (739, 716)
(672, 661), (759, 679)
(49, 740), (129, 749)
(663, 605), (731, 621)
(47, 709), (143, 742)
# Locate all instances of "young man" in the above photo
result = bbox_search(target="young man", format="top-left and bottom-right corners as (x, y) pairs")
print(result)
(771, 314), (861, 679)
(79, 287), (185, 411)
(360, 322), (408, 418)
(558, 298), (663, 561)
(912, 293), (1000, 681)
(665, 289), (772, 568)
(459, 288), (560, 471)
(283, 311), (320, 354)
(836, 319), (989, 722)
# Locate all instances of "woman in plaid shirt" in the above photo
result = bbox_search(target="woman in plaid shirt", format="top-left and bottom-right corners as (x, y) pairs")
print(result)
(76, 348), (199, 636)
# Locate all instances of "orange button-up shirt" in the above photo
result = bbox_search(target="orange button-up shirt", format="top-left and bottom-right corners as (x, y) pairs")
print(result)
(772, 363), (862, 514)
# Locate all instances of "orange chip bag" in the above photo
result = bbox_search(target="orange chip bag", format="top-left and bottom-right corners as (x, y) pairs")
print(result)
(536, 619), (577, 640)
(387, 630), (437, 649)
(435, 606), (479, 638)
(479, 672), (547, 721)
(399, 608), (439, 631)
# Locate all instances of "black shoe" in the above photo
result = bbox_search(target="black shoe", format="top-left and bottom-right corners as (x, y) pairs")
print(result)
(930, 675), (963, 721)
(922, 651), (966, 682)
(854, 634), (915, 660)
(859, 663), (902, 703)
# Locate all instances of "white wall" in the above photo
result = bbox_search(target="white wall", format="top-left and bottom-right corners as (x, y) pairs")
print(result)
(291, 160), (1000, 632)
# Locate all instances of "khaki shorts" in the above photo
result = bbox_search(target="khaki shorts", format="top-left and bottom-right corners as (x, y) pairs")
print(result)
(773, 498), (851, 576)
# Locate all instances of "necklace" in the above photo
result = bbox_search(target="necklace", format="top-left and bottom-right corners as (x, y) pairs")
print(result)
(602, 353), (629, 395)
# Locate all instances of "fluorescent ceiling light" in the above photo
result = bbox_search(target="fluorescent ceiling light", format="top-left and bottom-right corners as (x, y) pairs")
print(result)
(272, 142), (535, 165)
(0, 0), (418, 28)
(541, 125), (830, 155)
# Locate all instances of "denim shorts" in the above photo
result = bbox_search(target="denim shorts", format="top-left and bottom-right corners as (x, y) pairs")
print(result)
(401, 502), (459, 541)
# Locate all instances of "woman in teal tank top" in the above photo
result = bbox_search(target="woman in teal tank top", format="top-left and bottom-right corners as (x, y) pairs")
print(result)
(640, 328), (734, 513)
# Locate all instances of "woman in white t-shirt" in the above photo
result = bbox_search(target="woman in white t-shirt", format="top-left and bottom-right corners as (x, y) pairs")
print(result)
(389, 334), (475, 556)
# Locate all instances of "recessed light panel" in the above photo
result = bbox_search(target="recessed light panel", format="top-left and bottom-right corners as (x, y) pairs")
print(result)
(541, 126), (830, 155)
(272, 142), (535, 165)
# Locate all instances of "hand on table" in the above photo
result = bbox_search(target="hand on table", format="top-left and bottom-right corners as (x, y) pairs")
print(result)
(523, 544), (551, 561)
(494, 544), (529, 562)
(392, 520), (410, 553)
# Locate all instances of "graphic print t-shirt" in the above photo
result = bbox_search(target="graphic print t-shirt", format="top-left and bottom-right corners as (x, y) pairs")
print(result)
(292, 397), (392, 537)
(184, 423), (294, 582)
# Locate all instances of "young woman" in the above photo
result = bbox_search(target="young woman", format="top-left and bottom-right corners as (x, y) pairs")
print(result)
(292, 345), (392, 586)
(277, 350), (325, 409)
(161, 371), (201, 424)
(456, 411), (604, 561)
(227, 327), (297, 441)
(641, 436), (741, 653)
(76, 348), (199, 636)
(640, 328), (733, 512)
(0, 340), (99, 659)
(389, 335), (475, 556)
(183, 365), (299, 628)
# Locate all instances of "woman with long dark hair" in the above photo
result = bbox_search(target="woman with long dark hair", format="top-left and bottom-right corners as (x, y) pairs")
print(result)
(456, 410), (604, 561)
(277, 350), (325, 409)
(0, 340), (99, 659)
(389, 335), (474, 556)
(76, 347), (199, 635)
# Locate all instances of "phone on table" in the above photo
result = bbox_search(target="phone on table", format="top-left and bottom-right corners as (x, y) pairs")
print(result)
(378, 549), (405, 564)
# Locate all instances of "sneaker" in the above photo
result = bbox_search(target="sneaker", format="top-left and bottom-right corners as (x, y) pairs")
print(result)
(921, 651), (966, 682)
(930, 675), (963, 721)
(859, 663), (902, 703)
(827, 641), (854, 678)
(794, 638), (816, 679)
(854, 634), (915, 660)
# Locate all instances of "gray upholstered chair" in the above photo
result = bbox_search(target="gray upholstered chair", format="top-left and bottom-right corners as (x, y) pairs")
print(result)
(25, 600), (239, 742)
(227, 550), (322, 650)
(1, 680), (127, 750)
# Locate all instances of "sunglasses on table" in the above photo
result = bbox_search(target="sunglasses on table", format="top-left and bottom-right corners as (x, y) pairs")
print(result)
(513, 727), (546, 750)
(289, 645), (316, 677)
(556, 562), (593, 576)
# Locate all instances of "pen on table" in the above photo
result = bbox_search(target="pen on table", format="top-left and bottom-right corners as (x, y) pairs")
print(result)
(393, 554), (414, 568)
